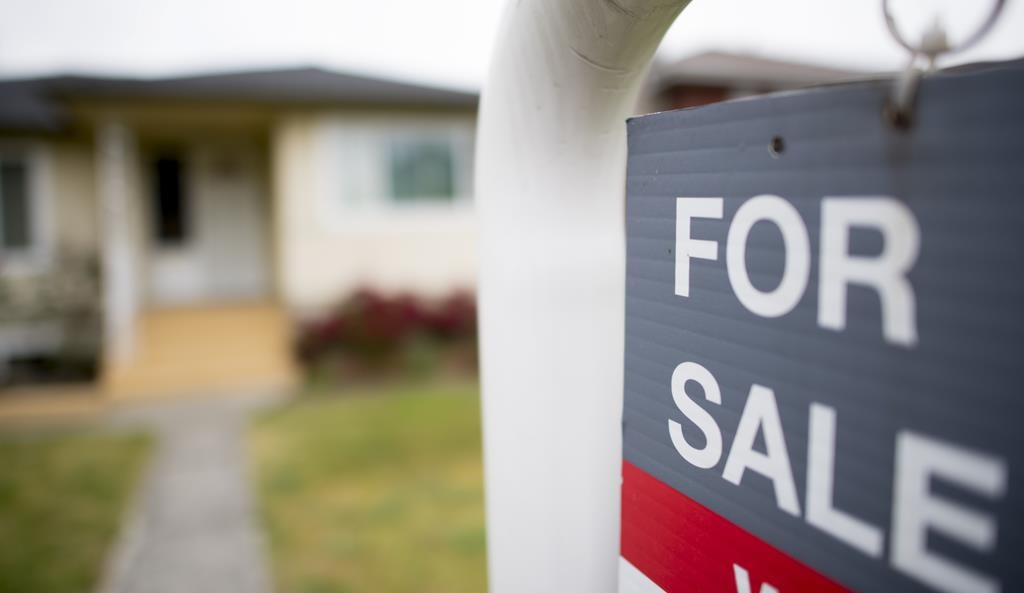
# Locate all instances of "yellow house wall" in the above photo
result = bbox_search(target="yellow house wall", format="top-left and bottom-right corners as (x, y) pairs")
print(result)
(50, 140), (100, 256)
(272, 109), (479, 317)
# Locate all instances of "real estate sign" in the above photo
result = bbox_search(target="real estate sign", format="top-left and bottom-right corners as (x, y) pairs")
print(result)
(620, 60), (1024, 593)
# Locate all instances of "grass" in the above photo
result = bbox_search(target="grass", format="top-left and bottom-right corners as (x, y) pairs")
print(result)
(249, 382), (487, 593)
(0, 430), (151, 593)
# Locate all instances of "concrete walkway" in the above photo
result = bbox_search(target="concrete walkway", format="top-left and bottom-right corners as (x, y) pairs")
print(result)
(99, 396), (278, 593)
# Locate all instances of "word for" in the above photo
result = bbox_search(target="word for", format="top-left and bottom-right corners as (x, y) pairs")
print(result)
(675, 195), (919, 346)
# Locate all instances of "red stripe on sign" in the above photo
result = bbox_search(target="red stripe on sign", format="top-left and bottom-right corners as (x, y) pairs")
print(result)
(621, 460), (853, 593)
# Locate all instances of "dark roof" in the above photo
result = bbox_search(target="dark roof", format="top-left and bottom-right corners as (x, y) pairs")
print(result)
(0, 67), (478, 132)
(654, 51), (865, 92)
(0, 81), (66, 132)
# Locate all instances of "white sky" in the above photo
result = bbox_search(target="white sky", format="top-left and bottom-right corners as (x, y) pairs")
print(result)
(0, 0), (1021, 90)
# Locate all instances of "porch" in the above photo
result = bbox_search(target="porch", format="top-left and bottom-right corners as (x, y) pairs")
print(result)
(103, 303), (295, 399)
(94, 116), (296, 400)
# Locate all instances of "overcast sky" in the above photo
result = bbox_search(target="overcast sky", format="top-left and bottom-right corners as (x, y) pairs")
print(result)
(0, 0), (1021, 90)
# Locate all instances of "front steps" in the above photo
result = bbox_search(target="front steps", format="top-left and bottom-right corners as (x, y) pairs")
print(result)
(103, 303), (297, 399)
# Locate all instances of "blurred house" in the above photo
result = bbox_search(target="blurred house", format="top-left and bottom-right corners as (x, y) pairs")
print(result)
(638, 50), (863, 113)
(0, 51), (859, 399)
(0, 67), (477, 398)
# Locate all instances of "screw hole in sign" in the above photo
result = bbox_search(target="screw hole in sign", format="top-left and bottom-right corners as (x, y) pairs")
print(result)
(769, 136), (785, 158)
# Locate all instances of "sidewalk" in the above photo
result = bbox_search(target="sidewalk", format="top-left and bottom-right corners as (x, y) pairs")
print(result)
(99, 395), (279, 593)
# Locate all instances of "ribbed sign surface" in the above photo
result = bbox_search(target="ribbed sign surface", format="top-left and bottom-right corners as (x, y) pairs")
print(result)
(620, 60), (1024, 593)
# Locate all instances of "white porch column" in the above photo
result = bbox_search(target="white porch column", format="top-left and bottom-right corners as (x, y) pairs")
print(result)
(96, 120), (140, 370)
(475, 1), (690, 592)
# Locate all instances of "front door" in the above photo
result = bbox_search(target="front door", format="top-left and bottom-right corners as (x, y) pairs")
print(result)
(147, 143), (271, 306)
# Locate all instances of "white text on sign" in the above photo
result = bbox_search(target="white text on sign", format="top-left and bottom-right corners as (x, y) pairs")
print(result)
(669, 361), (1008, 593)
(674, 195), (919, 347)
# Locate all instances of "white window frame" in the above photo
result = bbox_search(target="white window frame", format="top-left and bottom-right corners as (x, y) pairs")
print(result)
(315, 115), (476, 231)
(0, 144), (52, 276)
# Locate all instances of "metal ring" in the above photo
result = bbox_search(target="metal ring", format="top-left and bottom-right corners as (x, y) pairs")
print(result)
(882, 0), (1006, 58)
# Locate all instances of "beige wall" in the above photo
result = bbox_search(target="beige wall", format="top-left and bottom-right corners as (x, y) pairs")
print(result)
(51, 140), (101, 258)
(272, 110), (479, 317)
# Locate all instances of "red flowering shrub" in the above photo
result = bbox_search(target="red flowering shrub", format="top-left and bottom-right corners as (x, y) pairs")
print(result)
(426, 291), (477, 339)
(297, 288), (477, 381)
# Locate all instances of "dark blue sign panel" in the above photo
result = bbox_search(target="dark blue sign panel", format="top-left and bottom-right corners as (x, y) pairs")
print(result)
(621, 59), (1024, 593)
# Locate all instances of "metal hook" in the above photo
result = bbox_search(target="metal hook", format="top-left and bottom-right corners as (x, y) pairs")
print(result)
(882, 0), (1006, 128)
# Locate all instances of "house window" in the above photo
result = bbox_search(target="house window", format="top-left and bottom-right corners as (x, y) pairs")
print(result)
(389, 138), (456, 202)
(326, 122), (473, 214)
(0, 159), (32, 252)
(152, 156), (189, 245)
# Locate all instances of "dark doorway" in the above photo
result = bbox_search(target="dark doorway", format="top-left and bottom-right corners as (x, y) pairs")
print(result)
(152, 155), (189, 245)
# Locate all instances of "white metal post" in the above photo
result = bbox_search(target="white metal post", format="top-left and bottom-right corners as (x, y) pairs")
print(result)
(475, 1), (690, 591)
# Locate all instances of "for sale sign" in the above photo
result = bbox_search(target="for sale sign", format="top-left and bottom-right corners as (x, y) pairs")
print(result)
(620, 60), (1024, 593)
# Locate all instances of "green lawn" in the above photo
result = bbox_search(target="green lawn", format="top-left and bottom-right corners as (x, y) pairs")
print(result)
(0, 430), (151, 593)
(249, 383), (487, 593)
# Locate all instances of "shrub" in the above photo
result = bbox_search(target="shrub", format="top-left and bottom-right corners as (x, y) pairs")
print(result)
(0, 252), (101, 387)
(298, 289), (477, 382)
